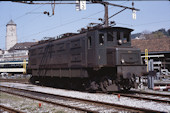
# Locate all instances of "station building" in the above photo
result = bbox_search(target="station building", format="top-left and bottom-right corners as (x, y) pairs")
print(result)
(0, 20), (36, 62)
(0, 42), (35, 62)
(132, 37), (170, 76)
(0, 20), (36, 75)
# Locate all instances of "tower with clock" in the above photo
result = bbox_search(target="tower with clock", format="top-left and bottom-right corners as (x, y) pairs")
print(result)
(6, 19), (17, 50)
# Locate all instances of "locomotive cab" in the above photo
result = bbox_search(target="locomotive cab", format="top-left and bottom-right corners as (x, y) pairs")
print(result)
(87, 27), (146, 91)
(92, 27), (134, 67)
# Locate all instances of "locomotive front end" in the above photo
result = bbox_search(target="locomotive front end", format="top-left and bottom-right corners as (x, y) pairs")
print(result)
(106, 47), (146, 91)
(95, 27), (147, 92)
(115, 48), (146, 90)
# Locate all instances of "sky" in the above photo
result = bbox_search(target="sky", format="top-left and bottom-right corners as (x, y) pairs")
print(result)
(0, 1), (170, 50)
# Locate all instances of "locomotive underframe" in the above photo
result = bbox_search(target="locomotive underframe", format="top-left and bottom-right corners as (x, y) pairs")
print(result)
(29, 64), (146, 91)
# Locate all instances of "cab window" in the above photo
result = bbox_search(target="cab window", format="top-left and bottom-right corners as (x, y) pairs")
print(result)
(117, 32), (120, 40)
(99, 34), (104, 45)
(107, 32), (114, 41)
(123, 32), (130, 43)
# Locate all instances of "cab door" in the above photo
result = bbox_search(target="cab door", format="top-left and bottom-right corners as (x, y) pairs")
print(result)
(86, 31), (96, 67)
(95, 31), (107, 67)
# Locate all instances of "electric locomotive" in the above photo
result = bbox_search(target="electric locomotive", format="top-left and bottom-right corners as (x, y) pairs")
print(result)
(27, 26), (146, 92)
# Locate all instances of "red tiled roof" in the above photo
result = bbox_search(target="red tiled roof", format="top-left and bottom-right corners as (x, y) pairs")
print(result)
(131, 38), (170, 52)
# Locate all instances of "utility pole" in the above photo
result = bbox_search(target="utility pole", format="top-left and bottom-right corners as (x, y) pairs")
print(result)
(97, 1), (140, 27)
(104, 3), (108, 27)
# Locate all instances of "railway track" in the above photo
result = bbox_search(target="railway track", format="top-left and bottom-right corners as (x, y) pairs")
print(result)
(0, 85), (164, 113)
(0, 78), (29, 83)
(131, 90), (170, 97)
(111, 91), (170, 104)
(0, 104), (25, 113)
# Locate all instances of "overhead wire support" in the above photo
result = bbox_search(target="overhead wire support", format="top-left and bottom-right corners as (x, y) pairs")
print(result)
(13, 1), (92, 5)
(13, 0), (139, 11)
(92, 1), (140, 11)
(13, 1), (140, 26)
(91, 1), (140, 27)
(108, 8), (127, 20)
(15, 1), (139, 11)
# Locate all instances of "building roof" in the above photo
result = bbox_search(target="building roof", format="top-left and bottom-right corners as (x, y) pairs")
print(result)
(8, 42), (37, 51)
(7, 19), (16, 26)
(131, 37), (170, 53)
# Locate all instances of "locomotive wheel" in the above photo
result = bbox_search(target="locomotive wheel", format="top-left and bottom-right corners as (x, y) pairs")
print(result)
(123, 86), (131, 91)
(29, 76), (35, 84)
(100, 77), (111, 92)
(122, 79), (131, 91)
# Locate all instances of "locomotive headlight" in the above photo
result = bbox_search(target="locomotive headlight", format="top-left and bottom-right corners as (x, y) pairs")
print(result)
(121, 59), (125, 64)
(118, 40), (122, 45)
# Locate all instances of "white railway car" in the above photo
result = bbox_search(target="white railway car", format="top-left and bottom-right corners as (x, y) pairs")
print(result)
(0, 60), (27, 74)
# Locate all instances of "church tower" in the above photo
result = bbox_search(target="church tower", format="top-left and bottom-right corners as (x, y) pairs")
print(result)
(6, 19), (17, 50)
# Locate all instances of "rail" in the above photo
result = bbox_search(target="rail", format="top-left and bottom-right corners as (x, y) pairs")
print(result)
(112, 91), (170, 104)
(0, 104), (25, 113)
(0, 85), (165, 113)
